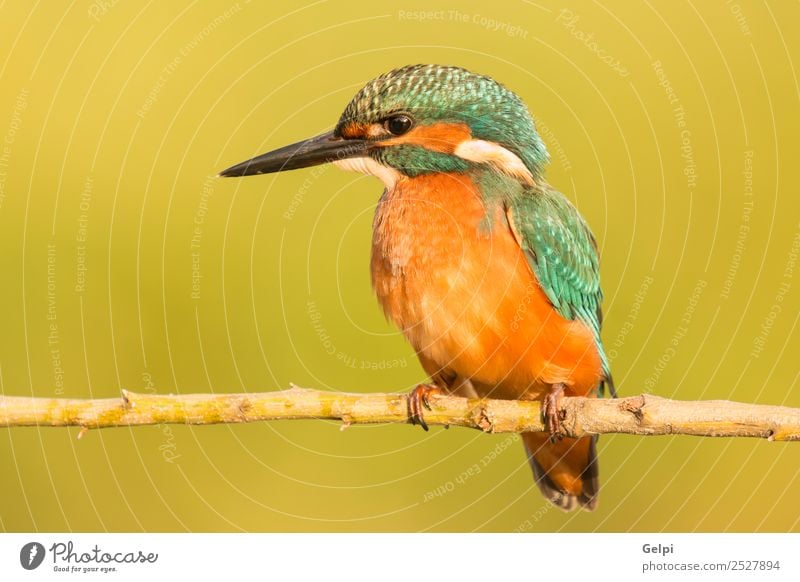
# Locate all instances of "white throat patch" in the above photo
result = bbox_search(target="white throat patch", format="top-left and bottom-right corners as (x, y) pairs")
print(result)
(333, 157), (402, 190)
(453, 139), (534, 185)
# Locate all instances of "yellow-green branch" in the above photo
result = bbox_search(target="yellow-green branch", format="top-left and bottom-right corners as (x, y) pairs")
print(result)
(1, 386), (799, 440)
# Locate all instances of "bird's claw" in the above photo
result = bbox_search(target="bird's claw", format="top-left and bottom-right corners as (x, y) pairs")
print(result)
(542, 383), (566, 443)
(408, 384), (441, 431)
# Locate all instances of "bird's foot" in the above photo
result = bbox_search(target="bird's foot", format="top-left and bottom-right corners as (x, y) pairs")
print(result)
(408, 383), (441, 432)
(542, 383), (566, 443)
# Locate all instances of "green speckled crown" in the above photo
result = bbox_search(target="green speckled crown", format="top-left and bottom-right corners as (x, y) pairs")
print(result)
(336, 64), (550, 176)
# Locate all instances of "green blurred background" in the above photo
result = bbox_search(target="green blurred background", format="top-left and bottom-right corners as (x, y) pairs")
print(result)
(1, 0), (798, 532)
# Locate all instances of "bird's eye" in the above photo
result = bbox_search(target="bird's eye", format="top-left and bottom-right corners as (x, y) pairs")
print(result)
(384, 114), (413, 136)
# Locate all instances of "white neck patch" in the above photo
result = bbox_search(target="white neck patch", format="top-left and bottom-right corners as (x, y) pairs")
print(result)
(333, 157), (402, 190)
(453, 139), (534, 185)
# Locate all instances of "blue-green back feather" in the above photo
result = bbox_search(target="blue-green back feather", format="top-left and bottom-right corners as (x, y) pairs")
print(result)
(508, 187), (612, 390)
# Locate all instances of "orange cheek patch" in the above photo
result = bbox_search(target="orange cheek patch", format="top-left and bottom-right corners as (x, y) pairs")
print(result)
(338, 122), (371, 139)
(379, 122), (472, 153)
(340, 121), (473, 150)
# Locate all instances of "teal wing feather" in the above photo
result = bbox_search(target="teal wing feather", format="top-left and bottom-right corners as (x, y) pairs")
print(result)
(507, 188), (613, 393)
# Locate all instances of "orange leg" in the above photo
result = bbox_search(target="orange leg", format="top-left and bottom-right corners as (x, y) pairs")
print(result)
(408, 383), (442, 431)
(542, 383), (566, 442)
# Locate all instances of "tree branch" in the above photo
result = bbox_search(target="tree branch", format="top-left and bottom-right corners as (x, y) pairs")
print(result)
(1, 386), (799, 441)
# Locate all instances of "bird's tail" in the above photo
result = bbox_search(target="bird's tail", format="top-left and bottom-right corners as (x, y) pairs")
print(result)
(521, 432), (599, 511)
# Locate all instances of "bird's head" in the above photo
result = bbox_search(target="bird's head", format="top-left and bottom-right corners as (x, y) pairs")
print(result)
(220, 64), (549, 187)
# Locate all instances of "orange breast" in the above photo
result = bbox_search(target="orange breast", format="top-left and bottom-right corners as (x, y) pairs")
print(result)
(371, 173), (602, 400)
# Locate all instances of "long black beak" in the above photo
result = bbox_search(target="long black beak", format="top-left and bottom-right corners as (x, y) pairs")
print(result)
(218, 130), (370, 177)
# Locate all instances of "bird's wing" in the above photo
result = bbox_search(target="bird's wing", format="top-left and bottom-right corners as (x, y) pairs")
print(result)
(505, 188), (611, 385)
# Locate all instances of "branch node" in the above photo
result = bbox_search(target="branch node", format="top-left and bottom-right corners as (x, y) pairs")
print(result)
(620, 395), (646, 424)
(236, 398), (251, 421)
(121, 389), (132, 409)
(565, 398), (584, 437)
(476, 405), (493, 433)
(77, 426), (89, 440)
(340, 415), (352, 431)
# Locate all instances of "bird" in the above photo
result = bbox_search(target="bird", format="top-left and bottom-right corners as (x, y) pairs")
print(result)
(219, 64), (614, 511)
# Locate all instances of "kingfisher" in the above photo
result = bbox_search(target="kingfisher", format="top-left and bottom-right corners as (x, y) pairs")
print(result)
(220, 64), (614, 511)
